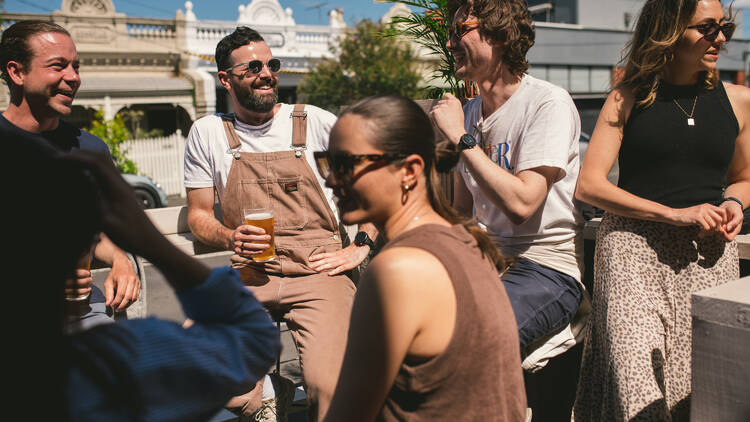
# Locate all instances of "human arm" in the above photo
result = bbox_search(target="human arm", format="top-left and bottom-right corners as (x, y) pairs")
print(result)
(308, 223), (379, 275)
(64, 150), (280, 419)
(718, 82), (750, 240)
(186, 187), (271, 257)
(93, 234), (141, 311)
(323, 248), (456, 421)
(431, 93), (564, 224)
(68, 267), (280, 422)
(575, 88), (727, 230)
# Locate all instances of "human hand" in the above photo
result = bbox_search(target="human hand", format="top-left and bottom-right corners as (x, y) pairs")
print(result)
(669, 203), (727, 231)
(231, 225), (272, 258)
(64, 268), (92, 299)
(718, 200), (743, 241)
(309, 244), (370, 276)
(104, 255), (141, 311)
(429, 93), (466, 145)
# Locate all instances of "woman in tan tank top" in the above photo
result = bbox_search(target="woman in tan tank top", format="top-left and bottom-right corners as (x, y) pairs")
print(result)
(317, 95), (526, 421)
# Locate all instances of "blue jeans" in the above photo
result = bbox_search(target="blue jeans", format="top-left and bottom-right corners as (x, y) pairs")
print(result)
(502, 257), (582, 350)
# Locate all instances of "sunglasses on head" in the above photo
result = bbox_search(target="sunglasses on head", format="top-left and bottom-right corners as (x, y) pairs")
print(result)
(314, 151), (407, 183)
(224, 58), (281, 77)
(447, 21), (479, 41)
(687, 21), (735, 42)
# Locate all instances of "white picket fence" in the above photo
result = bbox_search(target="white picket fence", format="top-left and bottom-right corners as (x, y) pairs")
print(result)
(123, 131), (186, 197)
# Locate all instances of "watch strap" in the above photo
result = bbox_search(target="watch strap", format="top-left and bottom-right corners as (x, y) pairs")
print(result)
(354, 231), (375, 248)
(458, 133), (477, 151)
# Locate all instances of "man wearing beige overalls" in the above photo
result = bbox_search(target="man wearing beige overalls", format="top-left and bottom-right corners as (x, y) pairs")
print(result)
(184, 27), (376, 421)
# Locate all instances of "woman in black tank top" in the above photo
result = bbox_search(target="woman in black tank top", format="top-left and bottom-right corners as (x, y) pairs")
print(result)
(574, 1), (750, 421)
(316, 95), (527, 421)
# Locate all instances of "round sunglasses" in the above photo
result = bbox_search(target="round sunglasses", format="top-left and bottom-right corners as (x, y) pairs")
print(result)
(224, 58), (282, 77)
(687, 21), (735, 42)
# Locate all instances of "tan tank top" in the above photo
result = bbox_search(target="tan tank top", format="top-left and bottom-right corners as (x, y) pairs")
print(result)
(378, 224), (526, 422)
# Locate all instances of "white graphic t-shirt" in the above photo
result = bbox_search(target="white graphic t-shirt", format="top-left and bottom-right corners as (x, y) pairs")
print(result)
(459, 74), (584, 280)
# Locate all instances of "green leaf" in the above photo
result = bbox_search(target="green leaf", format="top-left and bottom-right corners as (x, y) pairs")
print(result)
(86, 110), (139, 174)
(298, 19), (421, 110)
(377, 0), (471, 99)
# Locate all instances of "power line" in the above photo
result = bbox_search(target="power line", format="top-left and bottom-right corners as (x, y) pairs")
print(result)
(9, 0), (53, 12)
(117, 0), (174, 17)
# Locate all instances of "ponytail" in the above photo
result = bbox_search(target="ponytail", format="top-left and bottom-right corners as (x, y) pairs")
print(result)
(341, 95), (508, 272)
(431, 140), (508, 271)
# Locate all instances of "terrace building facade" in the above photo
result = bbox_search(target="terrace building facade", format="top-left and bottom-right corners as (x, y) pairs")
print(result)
(1, 0), (748, 137)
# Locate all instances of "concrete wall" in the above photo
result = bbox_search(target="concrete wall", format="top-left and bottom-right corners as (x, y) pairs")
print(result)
(577, 0), (642, 30)
(692, 277), (750, 421)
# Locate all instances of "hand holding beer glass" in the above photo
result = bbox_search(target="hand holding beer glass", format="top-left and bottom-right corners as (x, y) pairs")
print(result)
(241, 196), (276, 262)
(65, 247), (94, 301)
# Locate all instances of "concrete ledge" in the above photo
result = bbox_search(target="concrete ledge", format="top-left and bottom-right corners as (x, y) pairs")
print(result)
(691, 277), (750, 422)
(693, 277), (750, 329)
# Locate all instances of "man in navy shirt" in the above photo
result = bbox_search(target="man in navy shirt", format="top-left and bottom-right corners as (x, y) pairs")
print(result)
(10, 150), (280, 421)
(0, 20), (141, 319)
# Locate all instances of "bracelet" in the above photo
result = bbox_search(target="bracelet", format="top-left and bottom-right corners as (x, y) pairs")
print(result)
(721, 196), (744, 210)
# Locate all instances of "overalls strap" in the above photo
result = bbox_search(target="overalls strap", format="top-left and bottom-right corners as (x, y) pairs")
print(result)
(291, 104), (307, 148)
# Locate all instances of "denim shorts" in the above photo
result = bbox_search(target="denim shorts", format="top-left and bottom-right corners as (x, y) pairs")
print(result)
(502, 257), (583, 349)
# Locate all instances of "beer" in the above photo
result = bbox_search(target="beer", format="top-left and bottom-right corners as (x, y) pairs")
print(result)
(65, 248), (93, 302)
(244, 211), (276, 261)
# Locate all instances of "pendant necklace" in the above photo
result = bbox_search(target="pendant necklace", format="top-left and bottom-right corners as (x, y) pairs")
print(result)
(673, 95), (698, 126)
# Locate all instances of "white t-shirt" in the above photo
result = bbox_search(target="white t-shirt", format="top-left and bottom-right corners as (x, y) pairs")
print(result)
(184, 103), (339, 221)
(459, 74), (584, 280)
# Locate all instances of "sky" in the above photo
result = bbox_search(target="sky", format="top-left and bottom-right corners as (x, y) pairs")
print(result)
(2, 0), (396, 26)
(3, 0), (750, 37)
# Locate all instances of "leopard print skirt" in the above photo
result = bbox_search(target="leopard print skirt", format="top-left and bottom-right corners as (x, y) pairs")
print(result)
(574, 213), (738, 421)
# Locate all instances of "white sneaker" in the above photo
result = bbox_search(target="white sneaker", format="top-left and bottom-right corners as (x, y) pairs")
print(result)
(252, 374), (295, 422)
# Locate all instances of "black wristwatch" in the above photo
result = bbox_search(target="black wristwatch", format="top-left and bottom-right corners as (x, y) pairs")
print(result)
(354, 231), (375, 248)
(457, 133), (477, 151)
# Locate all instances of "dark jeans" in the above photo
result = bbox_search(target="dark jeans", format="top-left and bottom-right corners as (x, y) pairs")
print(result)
(502, 257), (583, 350)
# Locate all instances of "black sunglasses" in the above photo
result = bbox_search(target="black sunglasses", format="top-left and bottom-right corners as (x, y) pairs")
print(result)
(224, 58), (281, 77)
(314, 151), (407, 183)
(687, 21), (735, 42)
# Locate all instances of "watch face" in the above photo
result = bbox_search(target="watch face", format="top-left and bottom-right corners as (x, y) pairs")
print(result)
(460, 134), (477, 149)
(355, 231), (372, 247)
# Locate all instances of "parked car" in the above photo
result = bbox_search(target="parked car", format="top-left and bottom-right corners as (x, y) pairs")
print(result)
(122, 173), (168, 209)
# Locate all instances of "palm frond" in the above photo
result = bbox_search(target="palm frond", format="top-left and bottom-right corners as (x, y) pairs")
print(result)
(379, 0), (471, 99)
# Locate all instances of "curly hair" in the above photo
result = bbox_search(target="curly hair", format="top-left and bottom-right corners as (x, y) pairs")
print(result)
(620, 0), (732, 108)
(447, 0), (535, 77)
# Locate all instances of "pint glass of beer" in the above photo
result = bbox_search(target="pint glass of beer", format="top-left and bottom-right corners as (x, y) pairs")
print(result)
(243, 205), (276, 262)
(65, 247), (93, 302)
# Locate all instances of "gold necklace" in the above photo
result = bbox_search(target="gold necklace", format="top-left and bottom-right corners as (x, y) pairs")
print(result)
(672, 95), (698, 126)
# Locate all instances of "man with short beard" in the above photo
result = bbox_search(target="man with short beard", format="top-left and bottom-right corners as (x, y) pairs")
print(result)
(184, 27), (376, 422)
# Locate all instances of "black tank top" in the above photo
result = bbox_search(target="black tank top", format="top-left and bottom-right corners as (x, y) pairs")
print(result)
(618, 81), (738, 209)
